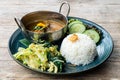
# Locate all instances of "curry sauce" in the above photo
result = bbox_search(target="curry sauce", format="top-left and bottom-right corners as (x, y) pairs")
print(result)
(26, 19), (65, 33)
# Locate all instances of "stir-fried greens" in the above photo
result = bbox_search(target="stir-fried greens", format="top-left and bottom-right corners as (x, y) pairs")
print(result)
(14, 41), (65, 73)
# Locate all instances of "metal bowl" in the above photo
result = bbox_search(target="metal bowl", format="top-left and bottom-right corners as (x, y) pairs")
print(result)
(15, 2), (70, 43)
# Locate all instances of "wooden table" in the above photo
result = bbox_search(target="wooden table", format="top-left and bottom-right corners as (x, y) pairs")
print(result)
(0, 0), (120, 80)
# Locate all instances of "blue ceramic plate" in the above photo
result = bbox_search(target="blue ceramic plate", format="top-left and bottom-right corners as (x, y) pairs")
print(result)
(8, 17), (114, 75)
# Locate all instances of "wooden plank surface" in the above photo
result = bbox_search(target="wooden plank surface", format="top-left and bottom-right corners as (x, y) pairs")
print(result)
(0, 0), (120, 80)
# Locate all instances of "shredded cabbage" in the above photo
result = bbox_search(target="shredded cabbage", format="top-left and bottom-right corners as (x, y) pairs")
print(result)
(14, 43), (65, 73)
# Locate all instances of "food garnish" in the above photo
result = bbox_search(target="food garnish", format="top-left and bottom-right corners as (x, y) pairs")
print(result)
(34, 21), (49, 32)
(69, 34), (78, 42)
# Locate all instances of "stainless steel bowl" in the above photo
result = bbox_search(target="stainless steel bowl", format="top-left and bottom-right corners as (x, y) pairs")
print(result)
(15, 2), (70, 43)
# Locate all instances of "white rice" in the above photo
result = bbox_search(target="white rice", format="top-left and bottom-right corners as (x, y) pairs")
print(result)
(60, 33), (97, 66)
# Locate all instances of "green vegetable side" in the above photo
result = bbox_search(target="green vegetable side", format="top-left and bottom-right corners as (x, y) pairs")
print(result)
(14, 41), (65, 73)
(68, 18), (101, 43)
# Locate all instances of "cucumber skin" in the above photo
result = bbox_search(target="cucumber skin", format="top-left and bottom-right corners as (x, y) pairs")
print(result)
(84, 29), (100, 43)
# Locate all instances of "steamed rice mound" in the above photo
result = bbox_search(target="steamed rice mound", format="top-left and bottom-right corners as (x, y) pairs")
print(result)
(60, 33), (97, 66)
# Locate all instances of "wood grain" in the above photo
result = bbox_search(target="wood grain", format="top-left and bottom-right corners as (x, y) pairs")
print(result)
(0, 0), (120, 80)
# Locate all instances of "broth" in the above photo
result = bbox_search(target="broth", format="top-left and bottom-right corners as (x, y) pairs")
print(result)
(26, 19), (65, 33)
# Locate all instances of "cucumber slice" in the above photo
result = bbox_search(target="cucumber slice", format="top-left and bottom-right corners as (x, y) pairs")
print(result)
(69, 23), (86, 34)
(84, 29), (100, 43)
(68, 21), (83, 28)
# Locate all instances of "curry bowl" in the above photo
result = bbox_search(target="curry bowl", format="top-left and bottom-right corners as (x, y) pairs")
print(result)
(14, 2), (70, 43)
